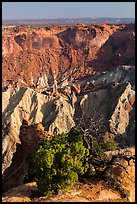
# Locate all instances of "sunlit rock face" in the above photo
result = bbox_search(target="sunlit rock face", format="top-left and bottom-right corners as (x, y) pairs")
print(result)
(2, 24), (135, 89)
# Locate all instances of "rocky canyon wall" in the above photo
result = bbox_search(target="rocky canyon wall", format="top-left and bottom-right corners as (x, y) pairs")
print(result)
(2, 24), (135, 89)
(2, 24), (135, 192)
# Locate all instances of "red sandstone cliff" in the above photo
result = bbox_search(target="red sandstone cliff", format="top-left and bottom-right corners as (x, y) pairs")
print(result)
(2, 24), (135, 88)
(2, 24), (135, 201)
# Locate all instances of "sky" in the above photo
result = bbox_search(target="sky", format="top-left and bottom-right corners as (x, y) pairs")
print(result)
(2, 2), (135, 20)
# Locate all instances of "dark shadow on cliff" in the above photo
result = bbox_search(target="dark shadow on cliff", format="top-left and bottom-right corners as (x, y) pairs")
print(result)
(89, 24), (135, 71)
(2, 88), (27, 124)
(40, 98), (59, 131)
(2, 120), (42, 192)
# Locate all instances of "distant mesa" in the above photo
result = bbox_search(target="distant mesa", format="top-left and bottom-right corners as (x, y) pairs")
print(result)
(2, 17), (135, 26)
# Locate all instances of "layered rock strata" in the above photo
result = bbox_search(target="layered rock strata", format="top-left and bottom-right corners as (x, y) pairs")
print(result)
(2, 24), (135, 89)
(2, 66), (135, 190)
(2, 23), (135, 194)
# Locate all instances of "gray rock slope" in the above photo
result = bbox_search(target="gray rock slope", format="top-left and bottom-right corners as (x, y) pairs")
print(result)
(2, 66), (135, 190)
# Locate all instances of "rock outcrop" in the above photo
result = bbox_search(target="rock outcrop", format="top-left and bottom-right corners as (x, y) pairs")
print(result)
(79, 82), (135, 145)
(2, 23), (135, 198)
(2, 66), (135, 191)
(2, 24), (135, 89)
(2, 87), (75, 190)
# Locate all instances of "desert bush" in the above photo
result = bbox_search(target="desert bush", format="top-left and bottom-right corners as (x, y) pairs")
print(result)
(103, 133), (119, 151)
(27, 121), (133, 199)
(92, 136), (105, 161)
(27, 128), (89, 196)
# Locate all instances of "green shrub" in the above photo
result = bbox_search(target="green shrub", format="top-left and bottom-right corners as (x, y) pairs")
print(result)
(92, 137), (105, 161)
(28, 128), (89, 196)
(103, 134), (119, 151)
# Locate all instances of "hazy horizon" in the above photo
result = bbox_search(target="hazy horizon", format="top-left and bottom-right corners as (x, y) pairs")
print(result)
(2, 17), (135, 21)
(2, 2), (135, 20)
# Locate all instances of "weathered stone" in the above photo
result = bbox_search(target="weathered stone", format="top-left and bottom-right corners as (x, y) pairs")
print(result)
(2, 23), (135, 195)
(2, 24), (135, 89)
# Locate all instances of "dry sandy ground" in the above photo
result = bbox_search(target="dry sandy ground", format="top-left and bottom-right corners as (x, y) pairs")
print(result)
(2, 179), (131, 202)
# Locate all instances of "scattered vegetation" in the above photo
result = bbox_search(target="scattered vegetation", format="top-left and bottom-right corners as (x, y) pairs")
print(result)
(26, 114), (135, 198)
